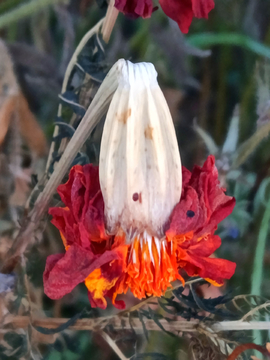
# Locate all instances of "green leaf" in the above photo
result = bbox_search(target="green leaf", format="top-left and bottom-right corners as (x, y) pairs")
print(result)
(0, 0), (67, 30)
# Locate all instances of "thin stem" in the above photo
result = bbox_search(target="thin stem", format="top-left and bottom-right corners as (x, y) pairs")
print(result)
(102, 0), (119, 43)
(251, 200), (270, 295)
(250, 197), (270, 352)
(101, 331), (129, 360)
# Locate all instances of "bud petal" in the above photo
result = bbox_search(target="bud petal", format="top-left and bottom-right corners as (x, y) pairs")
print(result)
(99, 60), (182, 239)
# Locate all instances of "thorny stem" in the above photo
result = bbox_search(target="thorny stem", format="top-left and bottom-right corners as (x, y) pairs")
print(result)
(46, 0), (118, 173)
(45, 17), (105, 173)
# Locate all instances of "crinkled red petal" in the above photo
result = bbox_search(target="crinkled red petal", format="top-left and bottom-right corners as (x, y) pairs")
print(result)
(86, 245), (128, 309)
(180, 234), (221, 256)
(176, 235), (236, 285)
(43, 244), (122, 300)
(48, 164), (108, 249)
(167, 155), (235, 240)
(179, 250), (236, 285)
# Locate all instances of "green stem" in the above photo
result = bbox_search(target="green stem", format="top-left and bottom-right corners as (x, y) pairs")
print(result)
(187, 33), (270, 59)
(251, 198), (270, 355)
(0, 0), (66, 29)
(251, 201), (270, 295)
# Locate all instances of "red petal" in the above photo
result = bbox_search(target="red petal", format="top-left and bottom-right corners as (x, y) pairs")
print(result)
(159, 0), (194, 34)
(179, 247), (236, 285)
(182, 235), (221, 256)
(48, 164), (108, 249)
(57, 165), (100, 222)
(87, 291), (107, 309)
(49, 207), (80, 248)
(43, 244), (121, 300)
(167, 155), (235, 239)
(166, 187), (205, 237)
(86, 246), (128, 309)
(191, 0), (214, 18)
(182, 166), (192, 187)
(115, 0), (153, 18)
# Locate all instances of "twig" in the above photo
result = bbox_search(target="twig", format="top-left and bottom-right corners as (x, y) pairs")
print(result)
(3, 315), (197, 333)
(101, 331), (129, 360)
(5, 315), (270, 333)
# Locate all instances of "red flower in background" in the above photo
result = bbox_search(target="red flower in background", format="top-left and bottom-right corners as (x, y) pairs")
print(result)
(114, 0), (155, 19)
(114, 0), (215, 33)
(44, 156), (236, 310)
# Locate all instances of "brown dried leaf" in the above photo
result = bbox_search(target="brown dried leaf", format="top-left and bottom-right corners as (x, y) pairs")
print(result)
(17, 92), (47, 157)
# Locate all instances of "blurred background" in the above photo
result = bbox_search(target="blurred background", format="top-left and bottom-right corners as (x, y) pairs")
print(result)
(1, 0), (270, 359)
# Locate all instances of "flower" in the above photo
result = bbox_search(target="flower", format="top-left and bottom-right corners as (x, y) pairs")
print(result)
(44, 60), (235, 309)
(44, 157), (235, 309)
(114, 0), (215, 33)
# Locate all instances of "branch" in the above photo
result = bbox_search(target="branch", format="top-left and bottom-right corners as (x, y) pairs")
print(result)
(5, 315), (270, 333)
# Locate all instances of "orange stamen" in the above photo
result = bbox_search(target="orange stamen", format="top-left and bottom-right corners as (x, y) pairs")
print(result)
(117, 233), (185, 299)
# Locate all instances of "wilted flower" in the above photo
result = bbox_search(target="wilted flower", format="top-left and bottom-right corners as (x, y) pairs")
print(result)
(44, 60), (235, 309)
(114, 0), (215, 33)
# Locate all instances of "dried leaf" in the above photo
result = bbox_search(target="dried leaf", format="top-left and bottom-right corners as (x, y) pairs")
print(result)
(222, 105), (239, 154)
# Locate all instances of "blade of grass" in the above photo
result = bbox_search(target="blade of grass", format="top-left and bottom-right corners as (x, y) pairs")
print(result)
(251, 195), (270, 355)
(187, 33), (270, 59)
(0, 0), (67, 30)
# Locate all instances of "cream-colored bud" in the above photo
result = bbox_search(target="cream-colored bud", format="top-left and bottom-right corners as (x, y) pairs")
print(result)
(99, 60), (182, 239)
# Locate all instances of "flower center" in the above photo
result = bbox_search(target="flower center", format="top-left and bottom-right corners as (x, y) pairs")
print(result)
(117, 231), (185, 299)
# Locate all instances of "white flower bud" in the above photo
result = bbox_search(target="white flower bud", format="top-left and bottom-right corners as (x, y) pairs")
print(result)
(99, 59), (182, 240)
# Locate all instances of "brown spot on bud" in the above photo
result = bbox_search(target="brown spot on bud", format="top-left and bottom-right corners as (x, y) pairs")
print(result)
(144, 125), (154, 140)
(118, 108), (131, 124)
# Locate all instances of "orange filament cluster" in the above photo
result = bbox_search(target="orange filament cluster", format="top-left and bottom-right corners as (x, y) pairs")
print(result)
(117, 234), (185, 299)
